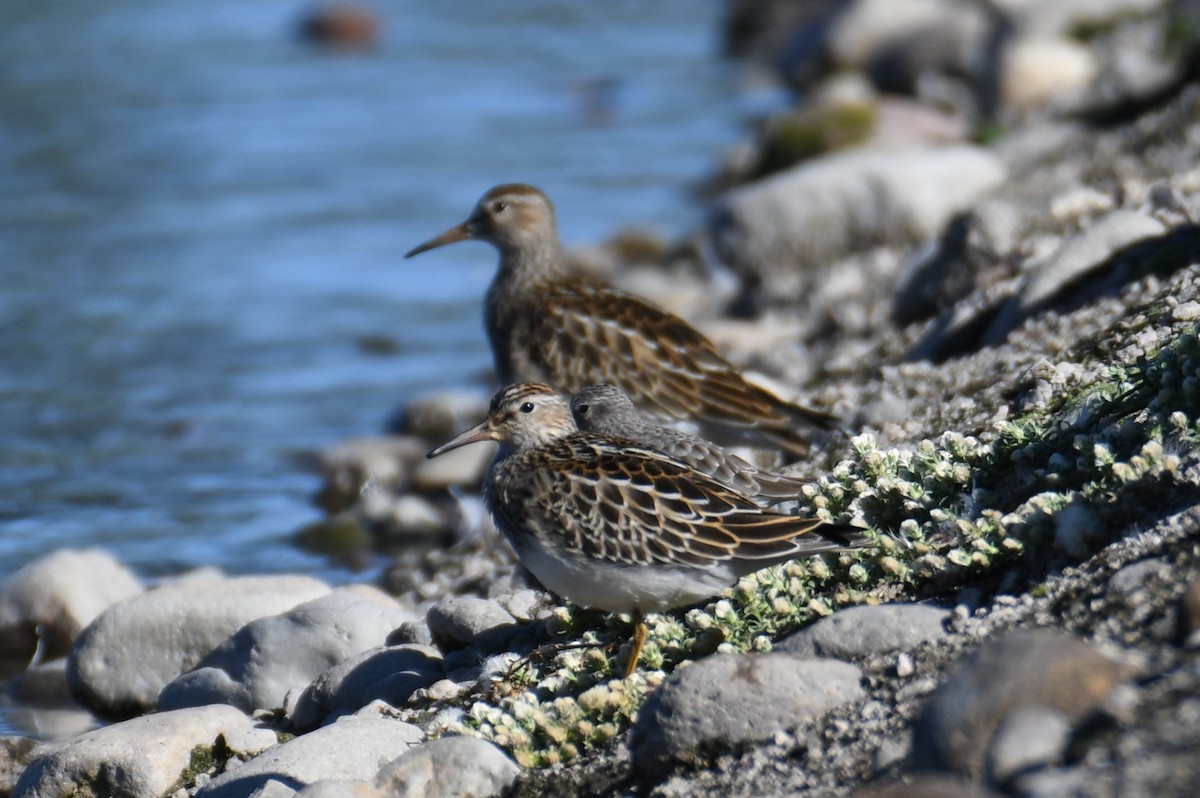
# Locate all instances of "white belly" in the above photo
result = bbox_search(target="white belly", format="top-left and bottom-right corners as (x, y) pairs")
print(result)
(514, 538), (738, 614)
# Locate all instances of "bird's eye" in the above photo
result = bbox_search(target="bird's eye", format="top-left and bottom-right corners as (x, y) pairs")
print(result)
(575, 403), (589, 415)
(492, 201), (509, 213)
(519, 401), (535, 414)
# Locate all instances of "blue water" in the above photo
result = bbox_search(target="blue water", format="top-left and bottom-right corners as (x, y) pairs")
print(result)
(0, 0), (778, 585)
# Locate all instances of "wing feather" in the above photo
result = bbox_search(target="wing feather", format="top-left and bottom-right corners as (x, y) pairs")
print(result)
(500, 433), (860, 569)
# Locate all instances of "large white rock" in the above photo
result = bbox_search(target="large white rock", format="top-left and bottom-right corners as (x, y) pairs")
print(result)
(195, 716), (424, 798)
(709, 145), (1007, 282)
(12, 705), (251, 798)
(1000, 37), (1098, 110)
(982, 210), (1166, 345)
(159, 589), (416, 715)
(374, 736), (519, 798)
(632, 654), (864, 777)
(68, 574), (330, 717)
(0, 549), (142, 664)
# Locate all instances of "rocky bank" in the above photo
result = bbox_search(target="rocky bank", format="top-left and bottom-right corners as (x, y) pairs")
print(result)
(4, 1), (1200, 796)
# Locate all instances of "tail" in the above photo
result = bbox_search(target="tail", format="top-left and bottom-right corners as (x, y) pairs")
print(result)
(723, 514), (873, 562)
(691, 371), (844, 456)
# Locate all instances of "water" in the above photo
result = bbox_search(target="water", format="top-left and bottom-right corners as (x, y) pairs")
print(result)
(0, 0), (777, 586)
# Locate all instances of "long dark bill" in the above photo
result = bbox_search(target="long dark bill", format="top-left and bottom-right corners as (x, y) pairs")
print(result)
(404, 222), (472, 258)
(427, 419), (495, 458)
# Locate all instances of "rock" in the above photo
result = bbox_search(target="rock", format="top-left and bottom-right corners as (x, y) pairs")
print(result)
(387, 621), (434, 647)
(0, 737), (41, 796)
(158, 589), (415, 714)
(776, 0), (991, 102)
(995, 0), (1168, 37)
(1000, 36), (1098, 110)
(195, 716), (423, 798)
(1180, 574), (1200, 641)
(13, 705), (250, 798)
(296, 782), (376, 798)
(382, 495), (450, 536)
(986, 705), (1071, 785)
(412, 444), (494, 491)
(295, 780), (380, 798)
(775, 603), (950, 659)
(491, 589), (548, 622)
(373, 736), (519, 798)
(709, 145), (1006, 288)
(3, 659), (98, 742)
(294, 515), (374, 559)
(893, 202), (1020, 325)
(394, 391), (490, 442)
(426, 598), (520, 651)
(68, 574), (329, 718)
(297, 4), (380, 48)
(825, 0), (969, 67)
(912, 628), (1139, 778)
(290, 645), (444, 732)
(0, 549), (142, 666)
(221, 726), (281, 761)
(845, 774), (1004, 797)
(632, 654), (864, 776)
(1108, 558), (1172, 605)
(313, 436), (424, 514)
(982, 210), (1165, 345)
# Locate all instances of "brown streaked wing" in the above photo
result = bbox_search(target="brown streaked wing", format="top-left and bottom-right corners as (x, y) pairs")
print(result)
(531, 282), (835, 436)
(523, 434), (856, 568)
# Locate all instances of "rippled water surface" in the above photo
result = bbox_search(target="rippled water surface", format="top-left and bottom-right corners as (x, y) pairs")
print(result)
(0, 0), (772, 585)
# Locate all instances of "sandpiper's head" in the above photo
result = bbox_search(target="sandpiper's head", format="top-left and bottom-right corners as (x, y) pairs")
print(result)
(570, 383), (641, 434)
(427, 382), (576, 457)
(405, 184), (558, 259)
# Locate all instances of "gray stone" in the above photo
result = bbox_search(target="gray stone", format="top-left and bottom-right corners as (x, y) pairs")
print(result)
(998, 0), (1167, 37)
(412, 444), (494, 492)
(825, 0), (969, 68)
(844, 774), (1004, 797)
(3, 659), (98, 742)
(290, 645), (444, 732)
(0, 737), (41, 797)
(491, 588), (547, 622)
(374, 736), (519, 798)
(221, 726), (281, 761)
(986, 705), (1071, 785)
(12, 705), (250, 798)
(426, 597), (519, 651)
(314, 436), (425, 514)
(0, 549), (142, 664)
(398, 391), (490, 442)
(295, 780), (380, 798)
(913, 629), (1138, 778)
(632, 653), (864, 776)
(1012, 766), (1092, 798)
(68, 574), (329, 718)
(709, 145), (1006, 284)
(196, 716), (424, 798)
(1107, 558), (1171, 604)
(159, 589), (414, 714)
(237, 779), (300, 798)
(387, 621), (433, 647)
(999, 36), (1098, 111)
(775, 603), (950, 659)
(982, 211), (1165, 345)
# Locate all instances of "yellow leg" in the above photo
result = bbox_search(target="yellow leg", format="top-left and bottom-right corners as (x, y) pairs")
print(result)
(624, 609), (647, 678)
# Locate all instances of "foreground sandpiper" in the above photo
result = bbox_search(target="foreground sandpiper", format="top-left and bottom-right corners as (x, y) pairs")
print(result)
(427, 382), (869, 677)
(570, 383), (810, 504)
(406, 183), (839, 454)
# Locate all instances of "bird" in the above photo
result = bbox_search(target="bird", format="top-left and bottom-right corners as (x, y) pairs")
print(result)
(426, 382), (870, 677)
(570, 383), (811, 504)
(405, 183), (840, 455)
